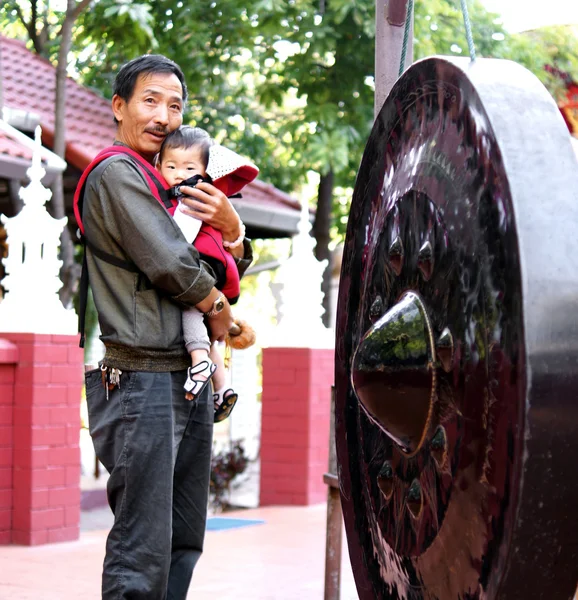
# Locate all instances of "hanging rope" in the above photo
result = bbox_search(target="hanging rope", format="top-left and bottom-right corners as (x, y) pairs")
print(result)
(398, 0), (476, 76)
(460, 0), (477, 62)
(399, 0), (414, 77)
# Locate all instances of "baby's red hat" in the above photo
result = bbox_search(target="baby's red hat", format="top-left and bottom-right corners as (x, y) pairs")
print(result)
(206, 145), (259, 197)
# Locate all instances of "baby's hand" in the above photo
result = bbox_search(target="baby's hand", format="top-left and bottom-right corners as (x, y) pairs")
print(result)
(178, 185), (203, 201)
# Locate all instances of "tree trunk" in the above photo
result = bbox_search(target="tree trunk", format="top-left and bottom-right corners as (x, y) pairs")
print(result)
(312, 169), (334, 328)
(52, 0), (91, 307)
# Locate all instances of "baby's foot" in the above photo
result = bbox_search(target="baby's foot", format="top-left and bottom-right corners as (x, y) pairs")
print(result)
(213, 388), (239, 423)
(184, 359), (216, 401)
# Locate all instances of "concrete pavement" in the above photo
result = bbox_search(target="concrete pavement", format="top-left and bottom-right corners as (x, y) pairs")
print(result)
(0, 504), (358, 599)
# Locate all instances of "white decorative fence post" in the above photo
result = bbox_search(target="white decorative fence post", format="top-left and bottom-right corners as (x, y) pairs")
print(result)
(0, 126), (77, 334)
(274, 200), (333, 348)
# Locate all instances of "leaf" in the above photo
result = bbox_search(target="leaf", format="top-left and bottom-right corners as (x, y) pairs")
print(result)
(103, 6), (119, 18)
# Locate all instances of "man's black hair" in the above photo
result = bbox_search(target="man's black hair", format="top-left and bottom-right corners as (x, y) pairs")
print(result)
(158, 126), (213, 168)
(112, 54), (188, 122)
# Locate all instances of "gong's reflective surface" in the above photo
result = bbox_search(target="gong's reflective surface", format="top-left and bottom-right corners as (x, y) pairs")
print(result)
(352, 291), (436, 456)
(335, 57), (578, 599)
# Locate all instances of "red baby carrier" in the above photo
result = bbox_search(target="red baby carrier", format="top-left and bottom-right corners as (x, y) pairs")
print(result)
(73, 145), (243, 348)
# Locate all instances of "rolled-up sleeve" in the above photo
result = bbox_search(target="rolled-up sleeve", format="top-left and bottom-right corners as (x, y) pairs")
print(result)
(96, 158), (215, 306)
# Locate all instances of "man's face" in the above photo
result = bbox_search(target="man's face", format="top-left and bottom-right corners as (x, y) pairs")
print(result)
(112, 72), (184, 161)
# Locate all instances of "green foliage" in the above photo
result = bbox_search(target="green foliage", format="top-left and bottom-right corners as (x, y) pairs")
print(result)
(0, 2), (33, 40)
(246, 0), (376, 210)
(72, 0), (157, 94)
(0, 0), (65, 59)
(414, 0), (505, 60)
(304, 126), (360, 175)
(0, 0), (157, 72)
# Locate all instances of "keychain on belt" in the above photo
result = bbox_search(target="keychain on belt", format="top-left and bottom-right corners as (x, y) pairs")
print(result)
(100, 365), (123, 400)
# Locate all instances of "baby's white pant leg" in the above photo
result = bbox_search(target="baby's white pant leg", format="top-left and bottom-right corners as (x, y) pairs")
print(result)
(182, 307), (211, 354)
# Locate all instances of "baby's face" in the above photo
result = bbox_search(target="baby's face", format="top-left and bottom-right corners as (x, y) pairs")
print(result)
(159, 146), (207, 186)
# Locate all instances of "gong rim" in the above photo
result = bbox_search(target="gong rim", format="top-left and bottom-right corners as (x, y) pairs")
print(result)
(335, 56), (578, 599)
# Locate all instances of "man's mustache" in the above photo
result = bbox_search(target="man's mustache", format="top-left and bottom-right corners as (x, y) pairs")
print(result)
(145, 127), (169, 136)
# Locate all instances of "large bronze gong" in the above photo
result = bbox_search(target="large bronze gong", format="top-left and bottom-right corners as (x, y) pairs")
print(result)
(335, 56), (578, 599)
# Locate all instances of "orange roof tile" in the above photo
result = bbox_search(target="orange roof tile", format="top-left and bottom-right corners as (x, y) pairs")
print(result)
(0, 128), (34, 162)
(1, 36), (115, 170)
(0, 123), (65, 171)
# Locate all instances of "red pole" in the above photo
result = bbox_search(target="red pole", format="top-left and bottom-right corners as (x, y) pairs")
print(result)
(375, 0), (414, 117)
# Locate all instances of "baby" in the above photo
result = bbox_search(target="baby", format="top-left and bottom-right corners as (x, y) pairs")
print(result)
(157, 126), (257, 422)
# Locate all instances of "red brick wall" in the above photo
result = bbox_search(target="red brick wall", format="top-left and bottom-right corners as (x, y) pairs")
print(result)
(260, 347), (334, 506)
(0, 334), (83, 545)
(0, 339), (18, 544)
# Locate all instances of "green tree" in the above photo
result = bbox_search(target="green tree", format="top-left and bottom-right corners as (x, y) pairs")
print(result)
(257, 1), (375, 324)
(413, 0), (505, 60)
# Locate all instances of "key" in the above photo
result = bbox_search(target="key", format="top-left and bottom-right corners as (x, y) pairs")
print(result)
(110, 368), (122, 389)
(100, 365), (109, 400)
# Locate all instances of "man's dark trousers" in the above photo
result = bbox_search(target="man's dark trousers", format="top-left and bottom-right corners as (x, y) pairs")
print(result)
(85, 368), (213, 599)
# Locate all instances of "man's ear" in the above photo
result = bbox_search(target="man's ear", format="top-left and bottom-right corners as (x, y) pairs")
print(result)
(112, 94), (125, 123)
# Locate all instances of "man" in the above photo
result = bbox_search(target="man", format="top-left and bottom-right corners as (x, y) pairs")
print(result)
(81, 55), (251, 599)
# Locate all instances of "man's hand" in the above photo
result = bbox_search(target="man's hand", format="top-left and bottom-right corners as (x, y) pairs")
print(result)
(179, 182), (242, 242)
(206, 302), (234, 342)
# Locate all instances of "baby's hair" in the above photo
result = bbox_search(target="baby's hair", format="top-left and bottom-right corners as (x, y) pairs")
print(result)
(159, 126), (213, 167)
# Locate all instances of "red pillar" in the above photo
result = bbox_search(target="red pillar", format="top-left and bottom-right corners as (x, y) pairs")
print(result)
(0, 339), (18, 544)
(260, 347), (334, 506)
(1, 333), (83, 545)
